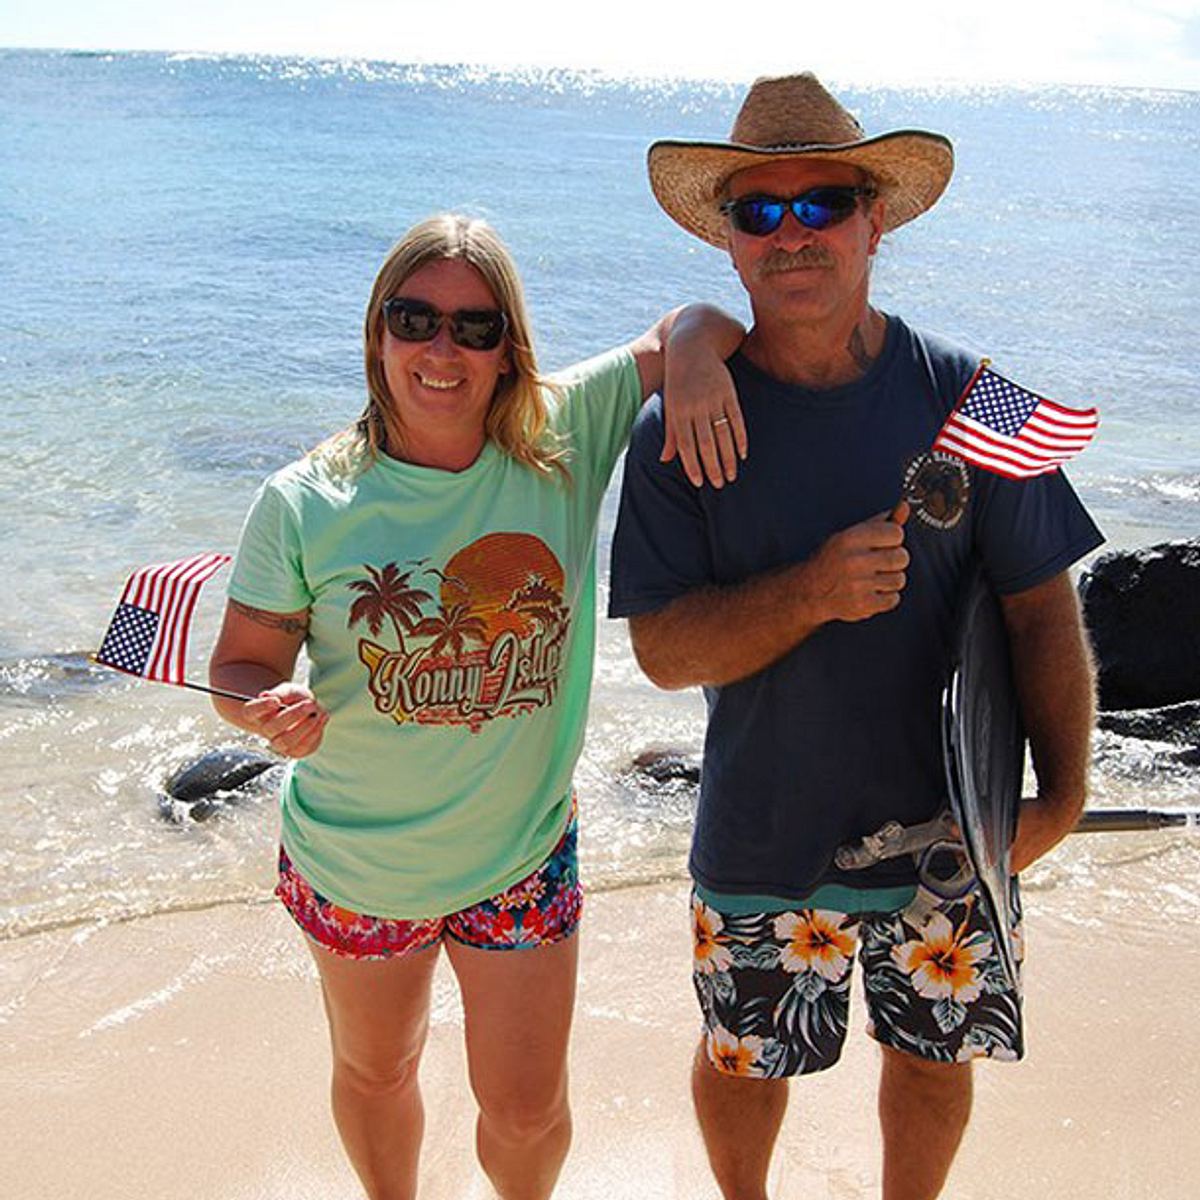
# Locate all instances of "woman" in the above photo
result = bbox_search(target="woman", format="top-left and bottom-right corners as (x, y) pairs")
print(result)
(209, 214), (743, 1200)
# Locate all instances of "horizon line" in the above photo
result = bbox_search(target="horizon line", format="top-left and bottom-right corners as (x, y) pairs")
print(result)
(3, 42), (1197, 97)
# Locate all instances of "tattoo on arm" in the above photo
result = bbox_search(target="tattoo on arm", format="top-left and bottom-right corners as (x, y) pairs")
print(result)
(230, 599), (310, 635)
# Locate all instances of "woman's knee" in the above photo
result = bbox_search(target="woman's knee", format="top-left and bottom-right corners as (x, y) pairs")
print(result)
(331, 1033), (426, 1099)
(312, 942), (438, 1099)
(476, 1076), (571, 1144)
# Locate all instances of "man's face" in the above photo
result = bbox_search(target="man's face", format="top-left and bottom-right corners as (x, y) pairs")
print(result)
(723, 158), (885, 328)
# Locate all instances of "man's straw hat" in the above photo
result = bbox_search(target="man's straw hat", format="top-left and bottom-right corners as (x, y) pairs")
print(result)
(648, 73), (954, 249)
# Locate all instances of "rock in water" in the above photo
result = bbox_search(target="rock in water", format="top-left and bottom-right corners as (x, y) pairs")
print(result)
(158, 746), (278, 822)
(1079, 540), (1200, 711)
(1097, 700), (1200, 746)
(630, 748), (701, 789)
(165, 746), (277, 800)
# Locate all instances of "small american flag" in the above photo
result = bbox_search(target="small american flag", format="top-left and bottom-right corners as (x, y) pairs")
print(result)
(95, 553), (231, 685)
(932, 363), (1098, 480)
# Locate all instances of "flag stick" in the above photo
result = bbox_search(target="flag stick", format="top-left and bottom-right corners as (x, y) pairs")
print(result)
(945, 356), (991, 419)
(88, 655), (255, 703)
(179, 680), (256, 703)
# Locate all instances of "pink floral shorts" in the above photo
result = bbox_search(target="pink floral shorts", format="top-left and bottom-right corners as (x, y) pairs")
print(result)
(276, 803), (582, 961)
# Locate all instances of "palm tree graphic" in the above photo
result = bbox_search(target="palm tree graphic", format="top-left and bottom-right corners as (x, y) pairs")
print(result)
(506, 573), (567, 634)
(347, 563), (433, 653)
(411, 601), (488, 659)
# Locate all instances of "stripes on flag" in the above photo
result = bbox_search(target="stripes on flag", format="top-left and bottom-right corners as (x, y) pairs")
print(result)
(931, 363), (1098, 480)
(94, 553), (231, 685)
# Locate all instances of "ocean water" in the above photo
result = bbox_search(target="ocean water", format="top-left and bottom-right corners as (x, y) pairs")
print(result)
(1, 50), (1198, 940)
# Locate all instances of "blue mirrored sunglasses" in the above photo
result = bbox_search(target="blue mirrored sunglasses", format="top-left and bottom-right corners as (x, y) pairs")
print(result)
(720, 186), (876, 236)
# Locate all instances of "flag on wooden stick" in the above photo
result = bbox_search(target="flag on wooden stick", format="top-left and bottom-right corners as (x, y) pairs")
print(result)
(93, 553), (249, 700)
(932, 362), (1098, 480)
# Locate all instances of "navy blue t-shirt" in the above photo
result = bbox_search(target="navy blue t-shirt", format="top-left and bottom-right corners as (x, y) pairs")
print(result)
(609, 316), (1104, 898)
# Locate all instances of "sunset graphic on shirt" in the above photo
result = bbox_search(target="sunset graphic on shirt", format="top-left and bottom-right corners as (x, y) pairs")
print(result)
(350, 532), (569, 731)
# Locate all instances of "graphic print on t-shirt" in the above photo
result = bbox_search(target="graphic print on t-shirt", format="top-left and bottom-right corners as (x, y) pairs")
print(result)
(348, 532), (569, 731)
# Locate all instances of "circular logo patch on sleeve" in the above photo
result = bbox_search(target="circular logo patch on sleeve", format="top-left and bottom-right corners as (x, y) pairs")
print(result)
(902, 451), (971, 530)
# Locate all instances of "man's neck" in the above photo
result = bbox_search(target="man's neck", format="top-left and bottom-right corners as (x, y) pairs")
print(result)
(742, 306), (887, 389)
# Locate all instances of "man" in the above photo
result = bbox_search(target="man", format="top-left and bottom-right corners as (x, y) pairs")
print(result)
(609, 73), (1103, 1200)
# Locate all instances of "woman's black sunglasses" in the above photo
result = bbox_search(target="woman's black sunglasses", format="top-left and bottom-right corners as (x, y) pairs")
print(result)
(383, 298), (508, 351)
(720, 186), (876, 237)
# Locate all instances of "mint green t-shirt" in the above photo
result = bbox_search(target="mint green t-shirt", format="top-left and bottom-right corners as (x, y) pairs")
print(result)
(229, 348), (642, 918)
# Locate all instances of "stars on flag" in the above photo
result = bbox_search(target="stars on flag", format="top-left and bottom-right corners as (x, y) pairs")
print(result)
(932, 363), (1098, 480)
(93, 553), (231, 686)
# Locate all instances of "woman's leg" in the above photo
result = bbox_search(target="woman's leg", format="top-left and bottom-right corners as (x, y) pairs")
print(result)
(445, 935), (579, 1200)
(308, 940), (441, 1200)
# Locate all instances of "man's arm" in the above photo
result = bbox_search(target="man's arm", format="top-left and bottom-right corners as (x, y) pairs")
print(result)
(999, 571), (1097, 872)
(629, 503), (910, 689)
(625, 304), (747, 489)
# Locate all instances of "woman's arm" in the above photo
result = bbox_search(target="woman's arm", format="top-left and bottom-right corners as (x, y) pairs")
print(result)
(208, 598), (329, 758)
(626, 304), (747, 489)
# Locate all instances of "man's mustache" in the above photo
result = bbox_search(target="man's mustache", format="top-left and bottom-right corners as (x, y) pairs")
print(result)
(757, 247), (835, 275)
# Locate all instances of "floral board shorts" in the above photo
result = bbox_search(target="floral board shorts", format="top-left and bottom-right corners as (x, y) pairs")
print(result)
(276, 802), (582, 961)
(692, 878), (1024, 1078)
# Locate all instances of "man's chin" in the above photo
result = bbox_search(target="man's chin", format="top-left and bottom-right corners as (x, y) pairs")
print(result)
(758, 286), (835, 320)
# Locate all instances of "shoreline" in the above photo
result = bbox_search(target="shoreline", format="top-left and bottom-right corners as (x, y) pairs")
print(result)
(3, 879), (1197, 1198)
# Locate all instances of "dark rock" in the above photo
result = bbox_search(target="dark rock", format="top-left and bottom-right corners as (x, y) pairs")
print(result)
(164, 746), (278, 801)
(157, 793), (219, 823)
(1097, 700), (1200, 746)
(1078, 540), (1200, 711)
(631, 748), (701, 788)
(158, 746), (279, 823)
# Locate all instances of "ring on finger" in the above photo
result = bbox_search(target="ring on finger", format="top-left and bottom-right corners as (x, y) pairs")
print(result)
(711, 416), (730, 428)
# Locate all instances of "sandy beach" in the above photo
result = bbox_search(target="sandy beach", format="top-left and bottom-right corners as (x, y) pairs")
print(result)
(3, 877), (1195, 1200)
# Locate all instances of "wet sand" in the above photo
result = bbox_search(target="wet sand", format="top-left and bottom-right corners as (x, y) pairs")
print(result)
(2, 880), (1194, 1199)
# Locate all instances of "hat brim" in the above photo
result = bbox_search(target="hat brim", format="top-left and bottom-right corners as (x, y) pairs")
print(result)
(648, 129), (954, 248)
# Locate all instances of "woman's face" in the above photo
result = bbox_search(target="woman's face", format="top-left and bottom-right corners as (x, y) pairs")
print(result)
(379, 257), (510, 451)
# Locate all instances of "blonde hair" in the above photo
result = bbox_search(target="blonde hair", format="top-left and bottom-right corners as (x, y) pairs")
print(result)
(320, 214), (566, 477)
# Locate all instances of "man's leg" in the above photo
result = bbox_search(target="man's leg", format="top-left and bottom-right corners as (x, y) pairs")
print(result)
(862, 880), (1026, 1200)
(692, 1041), (788, 1200)
(878, 1046), (972, 1200)
(688, 895), (860, 1200)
